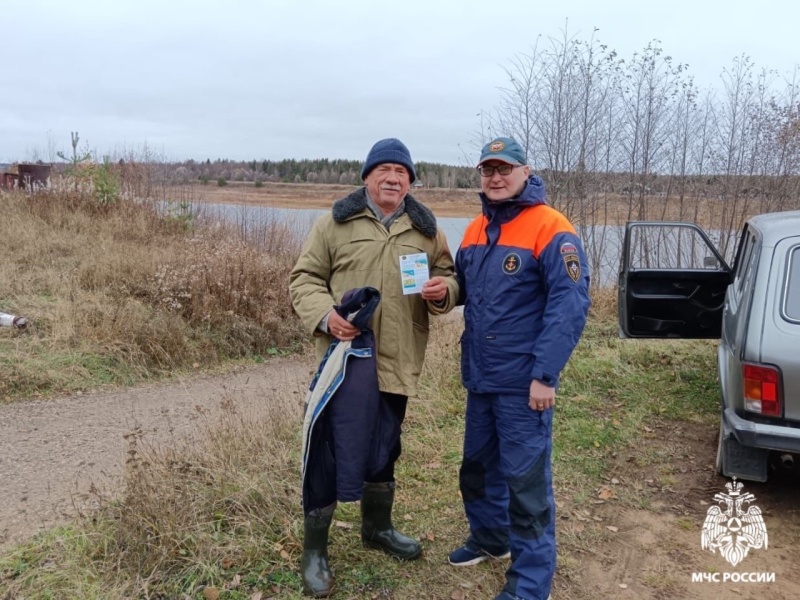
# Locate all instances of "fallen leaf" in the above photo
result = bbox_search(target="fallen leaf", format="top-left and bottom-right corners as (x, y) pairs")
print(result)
(643, 426), (654, 433)
(426, 531), (436, 541)
(611, 478), (620, 485)
(403, 513), (413, 521)
(334, 520), (353, 529)
(426, 461), (442, 469)
(619, 583), (628, 589)
(280, 550), (290, 560)
(250, 592), (264, 600)
(597, 486), (615, 500)
(203, 587), (220, 600)
(227, 574), (241, 589)
(220, 556), (235, 569)
(606, 526), (619, 532)
(593, 440), (601, 447)
(451, 589), (466, 600)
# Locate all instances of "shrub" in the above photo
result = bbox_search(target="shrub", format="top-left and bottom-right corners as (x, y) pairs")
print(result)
(93, 159), (120, 205)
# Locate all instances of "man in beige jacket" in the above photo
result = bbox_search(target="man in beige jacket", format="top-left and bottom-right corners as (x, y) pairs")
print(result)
(290, 138), (458, 596)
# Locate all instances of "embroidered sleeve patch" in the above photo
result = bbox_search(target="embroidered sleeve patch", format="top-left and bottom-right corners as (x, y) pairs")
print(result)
(559, 242), (581, 282)
(563, 253), (581, 282)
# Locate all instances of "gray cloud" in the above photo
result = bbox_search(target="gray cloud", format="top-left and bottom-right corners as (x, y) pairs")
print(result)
(1, 0), (797, 164)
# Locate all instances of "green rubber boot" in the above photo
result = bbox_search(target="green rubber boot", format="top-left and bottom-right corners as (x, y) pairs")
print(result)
(301, 503), (336, 597)
(361, 482), (422, 560)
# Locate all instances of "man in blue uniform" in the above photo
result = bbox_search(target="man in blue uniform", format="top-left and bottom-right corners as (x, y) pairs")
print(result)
(449, 136), (591, 600)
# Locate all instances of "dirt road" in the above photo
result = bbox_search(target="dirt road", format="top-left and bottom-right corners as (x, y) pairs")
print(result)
(0, 356), (313, 549)
(571, 420), (800, 599)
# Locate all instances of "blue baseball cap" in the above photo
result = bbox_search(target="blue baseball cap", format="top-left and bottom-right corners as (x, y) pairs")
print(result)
(477, 136), (526, 166)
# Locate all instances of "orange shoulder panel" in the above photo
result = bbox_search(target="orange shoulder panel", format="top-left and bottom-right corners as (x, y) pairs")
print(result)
(460, 215), (488, 249)
(497, 205), (576, 258)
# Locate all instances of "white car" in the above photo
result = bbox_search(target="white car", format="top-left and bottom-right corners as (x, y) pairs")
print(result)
(618, 210), (800, 482)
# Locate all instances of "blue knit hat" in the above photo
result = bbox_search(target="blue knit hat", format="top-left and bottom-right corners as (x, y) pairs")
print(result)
(360, 138), (417, 183)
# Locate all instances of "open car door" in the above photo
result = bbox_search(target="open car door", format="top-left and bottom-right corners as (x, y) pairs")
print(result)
(618, 222), (732, 339)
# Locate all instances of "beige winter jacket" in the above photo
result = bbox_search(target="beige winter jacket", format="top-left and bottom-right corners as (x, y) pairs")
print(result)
(289, 188), (458, 397)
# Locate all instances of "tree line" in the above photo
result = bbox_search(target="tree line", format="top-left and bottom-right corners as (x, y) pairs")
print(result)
(168, 158), (479, 189)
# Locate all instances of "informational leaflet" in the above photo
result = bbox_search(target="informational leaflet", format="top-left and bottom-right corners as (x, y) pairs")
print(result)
(399, 252), (429, 295)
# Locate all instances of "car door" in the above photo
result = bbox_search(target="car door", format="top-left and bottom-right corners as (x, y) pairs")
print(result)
(618, 222), (732, 339)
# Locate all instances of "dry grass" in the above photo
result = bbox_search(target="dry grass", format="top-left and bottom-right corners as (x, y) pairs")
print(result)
(110, 393), (303, 594)
(0, 189), (305, 400)
(0, 305), (724, 599)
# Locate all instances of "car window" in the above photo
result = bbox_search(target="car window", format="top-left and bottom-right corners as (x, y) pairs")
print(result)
(783, 245), (800, 323)
(628, 224), (722, 270)
(732, 230), (754, 289)
(739, 237), (759, 297)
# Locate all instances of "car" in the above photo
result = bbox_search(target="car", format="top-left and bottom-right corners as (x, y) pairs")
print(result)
(617, 210), (800, 482)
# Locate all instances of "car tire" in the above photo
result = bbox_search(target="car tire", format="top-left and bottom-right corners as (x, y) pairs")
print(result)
(715, 416), (725, 476)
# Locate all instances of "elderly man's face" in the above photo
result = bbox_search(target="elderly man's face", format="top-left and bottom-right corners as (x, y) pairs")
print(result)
(364, 163), (410, 215)
(480, 160), (530, 202)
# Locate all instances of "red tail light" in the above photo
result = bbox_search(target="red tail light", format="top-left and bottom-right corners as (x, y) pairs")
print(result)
(743, 363), (782, 416)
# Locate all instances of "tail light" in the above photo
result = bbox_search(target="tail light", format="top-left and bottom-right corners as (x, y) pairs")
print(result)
(743, 363), (782, 417)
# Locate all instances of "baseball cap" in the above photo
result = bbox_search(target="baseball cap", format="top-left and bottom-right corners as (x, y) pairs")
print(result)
(477, 136), (526, 166)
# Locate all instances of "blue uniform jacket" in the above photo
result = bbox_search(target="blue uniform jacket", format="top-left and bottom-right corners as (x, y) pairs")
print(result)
(456, 176), (591, 394)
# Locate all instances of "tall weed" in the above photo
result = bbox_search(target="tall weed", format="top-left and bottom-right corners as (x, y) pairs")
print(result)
(0, 188), (305, 399)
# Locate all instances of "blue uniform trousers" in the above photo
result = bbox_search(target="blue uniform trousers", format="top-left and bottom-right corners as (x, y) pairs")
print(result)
(459, 391), (555, 600)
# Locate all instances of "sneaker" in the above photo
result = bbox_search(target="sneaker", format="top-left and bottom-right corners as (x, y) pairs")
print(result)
(448, 544), (511, 566)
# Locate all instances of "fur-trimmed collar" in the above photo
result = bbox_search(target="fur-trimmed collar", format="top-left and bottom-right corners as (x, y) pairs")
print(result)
(332, 187), (437, 238)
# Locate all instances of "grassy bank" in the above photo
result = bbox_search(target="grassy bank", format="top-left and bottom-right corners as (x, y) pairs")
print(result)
(0, 190), (305, 401)
(0, 286), (720, 599)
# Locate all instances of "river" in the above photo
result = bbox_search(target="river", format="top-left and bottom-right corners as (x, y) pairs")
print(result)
(176, 201), (629, 287)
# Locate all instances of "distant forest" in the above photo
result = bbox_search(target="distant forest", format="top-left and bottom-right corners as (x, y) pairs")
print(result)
(167, 158), (480, 190)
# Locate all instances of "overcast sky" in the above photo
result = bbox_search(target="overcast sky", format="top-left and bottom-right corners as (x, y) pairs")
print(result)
(1, 0), (797, 165)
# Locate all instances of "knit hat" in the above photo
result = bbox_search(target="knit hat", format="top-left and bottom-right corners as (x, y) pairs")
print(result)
(477, 136), (526, 166)
(360, 138), (417, 183)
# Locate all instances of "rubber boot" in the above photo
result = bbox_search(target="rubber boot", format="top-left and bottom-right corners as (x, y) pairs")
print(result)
(360, 481), (422, 560)
(301, 503), (336, 597)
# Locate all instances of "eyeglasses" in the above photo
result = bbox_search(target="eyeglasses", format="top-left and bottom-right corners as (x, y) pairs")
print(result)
(478, 164), (519, 177)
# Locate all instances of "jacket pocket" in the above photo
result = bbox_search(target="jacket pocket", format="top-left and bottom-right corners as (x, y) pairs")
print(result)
(479, 332), (535, 391)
